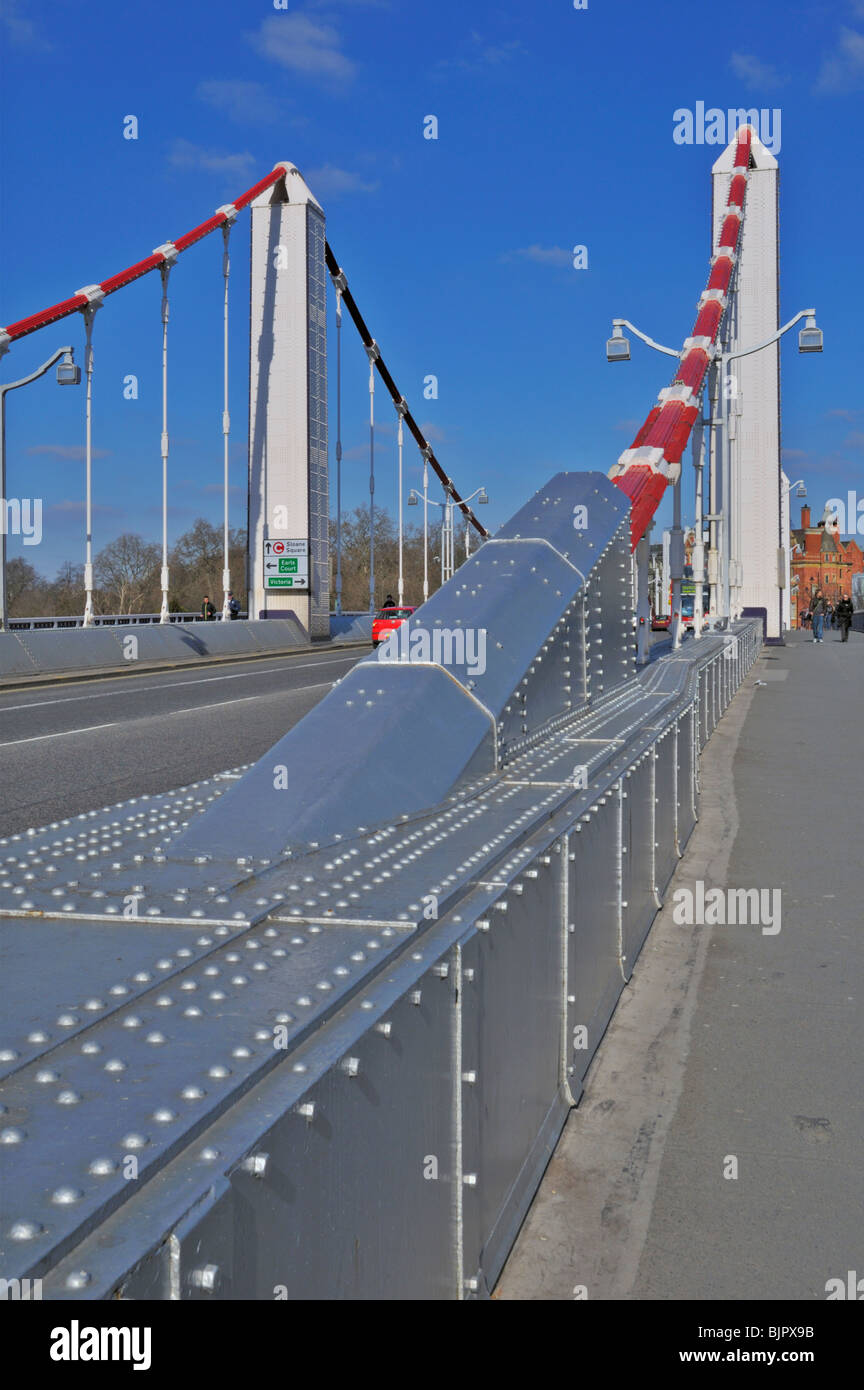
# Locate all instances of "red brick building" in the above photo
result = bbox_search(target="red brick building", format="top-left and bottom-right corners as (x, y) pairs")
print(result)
(790, 505), (864, 626)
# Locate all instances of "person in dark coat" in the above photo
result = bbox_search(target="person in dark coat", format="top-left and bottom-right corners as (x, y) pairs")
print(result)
(201, 595), (216, 621)
(836, 594), (854, 643)
(809, 590), (826, 643)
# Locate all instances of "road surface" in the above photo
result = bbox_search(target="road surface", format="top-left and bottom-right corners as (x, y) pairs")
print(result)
(0, 647), (368, 837)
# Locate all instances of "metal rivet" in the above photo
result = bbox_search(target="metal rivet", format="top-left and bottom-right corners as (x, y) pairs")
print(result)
(9, 1220), (43, 1241)
(190, 1264), (220, 1293)
(52, 1186), (83, 1205)
(241, 1153), (269, 1177)
(89, 1157), (118, 1175)
(121, 1133), (148, 1149)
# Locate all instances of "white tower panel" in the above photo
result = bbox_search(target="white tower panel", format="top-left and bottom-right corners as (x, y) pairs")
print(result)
(712, 130), (781, 638)
(248, 165), (329, 635)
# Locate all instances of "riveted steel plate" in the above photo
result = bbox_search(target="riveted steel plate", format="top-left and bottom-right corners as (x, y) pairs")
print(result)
(459, 846), (567, 1288)
(620, 753), (656, 970)
(0, 547), (761, 1299)
(565, 797), (624, 1085)
(676, 706), (697, 847)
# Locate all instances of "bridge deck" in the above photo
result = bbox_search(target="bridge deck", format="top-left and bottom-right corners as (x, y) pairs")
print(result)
(496, 628), (863, 1301)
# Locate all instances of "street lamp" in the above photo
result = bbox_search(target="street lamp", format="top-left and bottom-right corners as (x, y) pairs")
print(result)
(607, 307), (822, 641)
(1, 346), (79, 631)
(779, 479), (807, 632)
(606, 323), (631, 362)
(461, 485), (488, 559)
(409, 487), (450, 588)
(781, 478), (806, 499)
(606, 318), (686, 655)
(798, 314), (823, 354)
(407, 483), (488, 589)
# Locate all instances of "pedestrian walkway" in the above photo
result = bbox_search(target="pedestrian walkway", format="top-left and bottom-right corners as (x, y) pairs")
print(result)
(495, 627), (863, 1301)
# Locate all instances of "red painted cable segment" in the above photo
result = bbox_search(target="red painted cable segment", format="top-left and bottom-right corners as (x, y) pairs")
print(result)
(611, 127), (753, 550)
(1, 167), (286, 344)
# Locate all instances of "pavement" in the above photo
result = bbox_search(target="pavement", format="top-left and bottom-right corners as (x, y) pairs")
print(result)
(495, 626), (863, 1301)
(0, 646), (368, 838)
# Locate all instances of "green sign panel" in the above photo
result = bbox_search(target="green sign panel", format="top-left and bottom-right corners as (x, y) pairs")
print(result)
(263, 539), (309, 591)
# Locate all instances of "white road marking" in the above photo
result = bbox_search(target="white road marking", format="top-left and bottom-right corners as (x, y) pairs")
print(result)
(161, 683), (334, 717)
(0, 655), (358, 713)
(0, 722), (118, 748)
(0, 681), (335, 746)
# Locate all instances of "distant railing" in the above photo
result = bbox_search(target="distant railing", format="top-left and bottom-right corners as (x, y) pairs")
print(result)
(7, 612), (248, 630)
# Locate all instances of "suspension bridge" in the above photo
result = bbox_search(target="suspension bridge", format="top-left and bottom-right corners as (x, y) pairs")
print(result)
(0, 125), (858, 1303)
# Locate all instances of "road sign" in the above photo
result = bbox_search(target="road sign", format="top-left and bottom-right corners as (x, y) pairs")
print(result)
(263, 539), (309, 591)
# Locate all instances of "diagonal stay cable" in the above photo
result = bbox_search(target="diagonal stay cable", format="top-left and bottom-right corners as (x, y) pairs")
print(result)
(325, 241), (489, 539)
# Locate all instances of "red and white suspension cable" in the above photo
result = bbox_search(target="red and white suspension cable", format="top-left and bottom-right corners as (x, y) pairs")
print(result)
(609, 127), (753, 550)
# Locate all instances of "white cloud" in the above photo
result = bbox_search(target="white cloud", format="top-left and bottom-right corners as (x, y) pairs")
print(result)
(418, 422), (446, 443)
(503, 245), (572, 268)
(27, 445), (111, 461)
(303, 163), (379, 197)
(729, 52), (787, 88)
(47, 499), (119, 515)
(0, 0), (51, 49)
(246, 13), (355, 84)
(196, 80), (282, 125)
(815, 25), (864, 92)
(437, 31), (524, 73)
(168, 139), (257, 180)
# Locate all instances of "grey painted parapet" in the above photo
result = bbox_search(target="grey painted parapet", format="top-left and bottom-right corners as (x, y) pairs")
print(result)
(0, 621), (762, 1300)
(0, 472), (762, 1300)
(0, 618), (309, 680)
(330, 612), (374, 643)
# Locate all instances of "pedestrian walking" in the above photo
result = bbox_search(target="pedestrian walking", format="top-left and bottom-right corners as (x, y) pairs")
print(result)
(836, 594), (854, 643)
(810, 589), (826, 643)
(200, 594), (216, 621)
(826, 602), (834, 630)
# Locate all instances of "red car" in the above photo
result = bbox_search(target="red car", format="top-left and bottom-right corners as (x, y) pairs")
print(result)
(372, 605), (415, 647)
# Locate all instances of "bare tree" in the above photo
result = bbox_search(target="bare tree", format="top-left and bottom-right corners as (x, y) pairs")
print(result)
(94, 534), (160, 613)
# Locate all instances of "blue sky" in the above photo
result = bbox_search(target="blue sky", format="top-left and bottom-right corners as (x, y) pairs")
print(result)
(1, 0), (863, 579)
